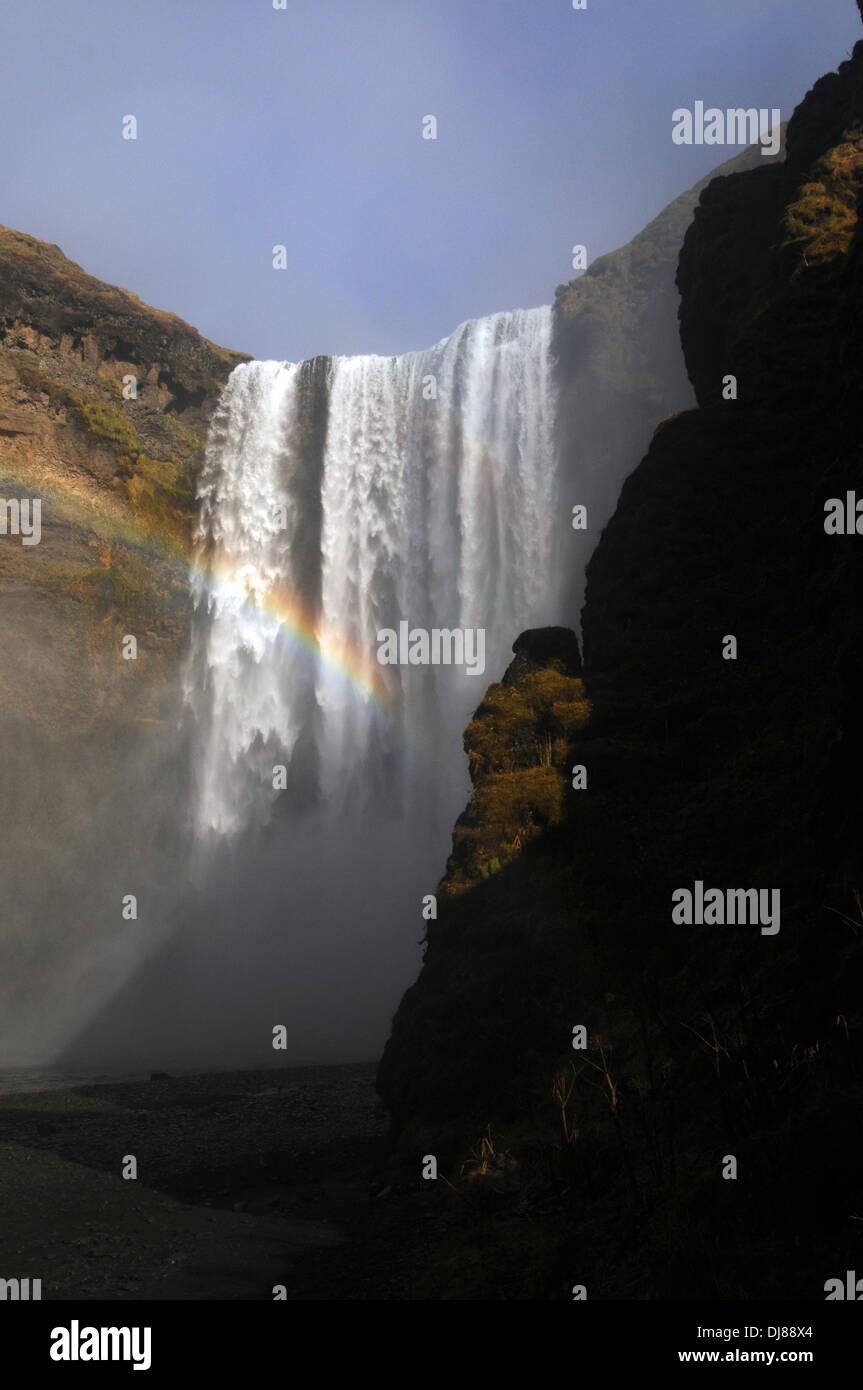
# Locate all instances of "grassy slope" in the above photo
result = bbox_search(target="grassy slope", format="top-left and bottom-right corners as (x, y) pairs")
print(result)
(0, 224), (248, 734)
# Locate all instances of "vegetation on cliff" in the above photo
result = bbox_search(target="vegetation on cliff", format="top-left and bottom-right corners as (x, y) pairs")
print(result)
(0, 225), (247, 732)
(443, 634), (589, 895)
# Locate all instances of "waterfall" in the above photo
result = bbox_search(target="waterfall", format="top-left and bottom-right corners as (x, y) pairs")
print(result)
(185, 305), (559, 839)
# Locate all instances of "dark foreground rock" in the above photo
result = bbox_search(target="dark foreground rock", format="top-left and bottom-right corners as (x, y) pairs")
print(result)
(375, 22), (863, 1300)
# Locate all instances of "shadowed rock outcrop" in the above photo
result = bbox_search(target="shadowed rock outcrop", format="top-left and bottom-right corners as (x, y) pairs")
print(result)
(378, 17), (863, 1301)
(552, 135), (785, 615)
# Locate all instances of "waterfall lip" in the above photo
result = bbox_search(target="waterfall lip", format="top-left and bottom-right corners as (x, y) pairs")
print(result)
(257, 304), (553, 370)
(235, 304), (553, 379)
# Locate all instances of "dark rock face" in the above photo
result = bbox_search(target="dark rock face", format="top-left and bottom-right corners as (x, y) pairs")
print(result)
(279, 355), (331, 614)
(552, 137), (785, 617)
(378, 16), (863, 1300)
(510, 626), (582, 677)
(677, 47), (863, 411)
(378, 635), (590, 1139)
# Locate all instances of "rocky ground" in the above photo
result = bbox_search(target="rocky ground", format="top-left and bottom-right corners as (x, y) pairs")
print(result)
(0, 1063), (445, 1300)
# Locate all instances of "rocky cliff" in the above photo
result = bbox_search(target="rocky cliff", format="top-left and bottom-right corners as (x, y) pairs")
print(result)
(0, 225), (248, 735)
(378, 23), (863, 1299)
(552, 136), (785, 614)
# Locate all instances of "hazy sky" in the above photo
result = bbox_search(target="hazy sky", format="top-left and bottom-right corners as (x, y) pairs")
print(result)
(0, 0), (859, 361)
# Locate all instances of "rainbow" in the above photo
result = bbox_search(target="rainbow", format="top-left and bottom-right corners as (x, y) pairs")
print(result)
(189, 551), (396, 705)
(0, 463), (397, 707)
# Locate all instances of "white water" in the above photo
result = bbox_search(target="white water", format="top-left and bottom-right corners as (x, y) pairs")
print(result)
(185, 306), (559, 838)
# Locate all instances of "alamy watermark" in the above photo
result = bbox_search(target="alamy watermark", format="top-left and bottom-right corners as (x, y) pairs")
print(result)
(825, 1271), (863, 1299)
(0, 496), (41, 545)
(0, 1277), (41, 1299)
(50, 1322), (151, 1371)
(376, 622), (486, 676)
(672, 881), (780, 935)
(824, 492), (863, 534)
(672, 103), (781, 156)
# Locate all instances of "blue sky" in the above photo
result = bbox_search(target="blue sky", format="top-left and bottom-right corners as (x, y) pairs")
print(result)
(0, 0), (859, 361)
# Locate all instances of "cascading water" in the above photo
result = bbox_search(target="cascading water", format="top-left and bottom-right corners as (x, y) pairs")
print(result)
(185, 306), (560, 841)
(18, 307), (562, 1068)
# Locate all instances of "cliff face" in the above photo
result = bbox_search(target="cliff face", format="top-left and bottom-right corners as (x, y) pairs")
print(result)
(552, 137), (784, 614)
(0, 225), (248, 735)
(377, 627), (588, 1149)
(677, 69), (862, 409)
(378, 28), (863, 1299)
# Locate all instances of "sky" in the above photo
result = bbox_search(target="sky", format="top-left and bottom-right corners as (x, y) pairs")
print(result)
(0, 0), (859, 362)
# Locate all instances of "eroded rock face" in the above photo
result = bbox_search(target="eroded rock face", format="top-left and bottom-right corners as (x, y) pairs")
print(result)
(0, 223), (248, 735)
(677, 47), (863, 411)
(552, 137), (785, 617)
(510, 626), (582, 678)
